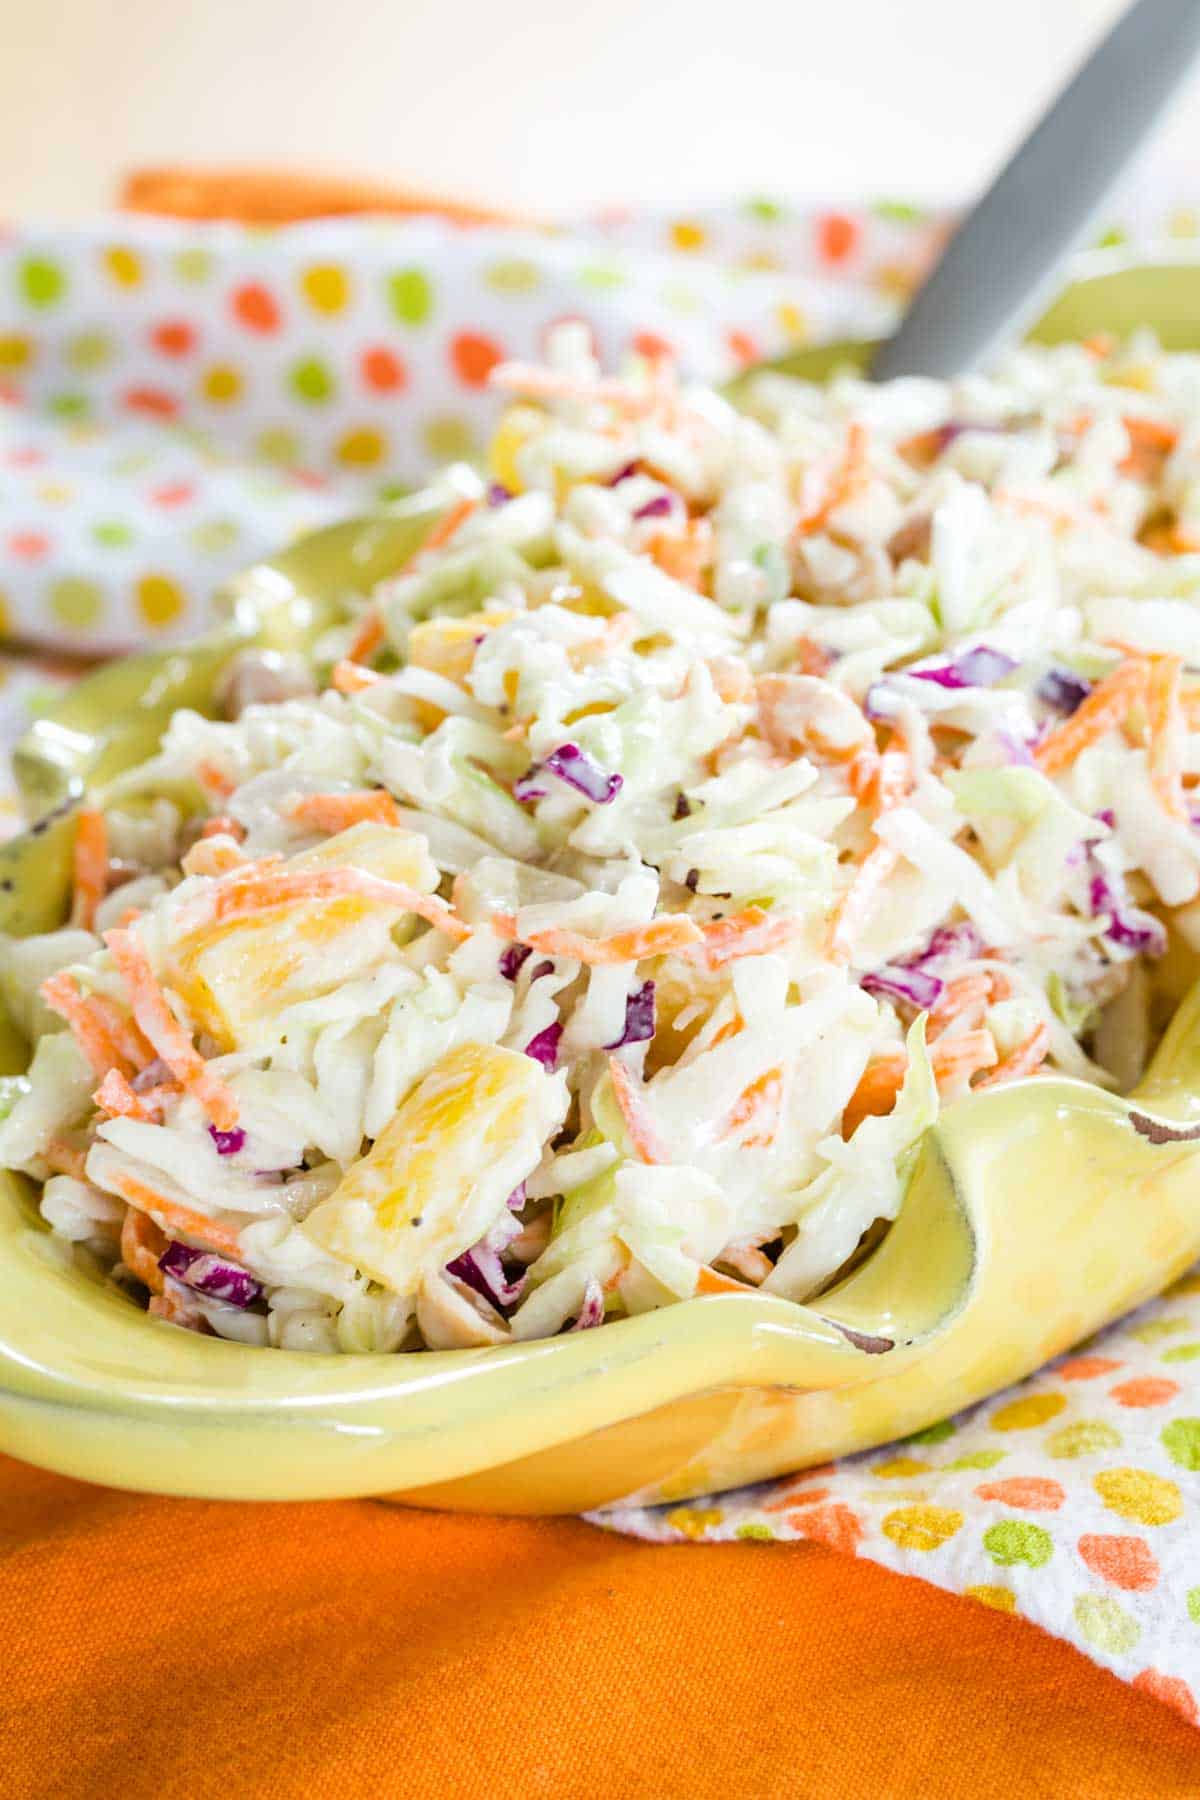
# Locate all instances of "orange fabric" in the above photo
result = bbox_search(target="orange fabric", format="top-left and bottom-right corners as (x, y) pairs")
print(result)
(1, 1455), (1196, 1798)
(119, 166), (531, 228)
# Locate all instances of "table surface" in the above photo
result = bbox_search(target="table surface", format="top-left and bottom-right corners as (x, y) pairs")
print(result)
(4, 0), (1194, 220)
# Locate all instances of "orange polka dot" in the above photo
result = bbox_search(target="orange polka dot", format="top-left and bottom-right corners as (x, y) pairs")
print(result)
(726, 328), (759, 366)
(232, 283), (282, 334)
(632, 330), (676, 363)
(149, 481), (195, 509)
(361, 346), (407, 393)
(1131, 1669), (1198, 1725)
(1056, 1355), (1123, 1381)
(1078, 1533), (1160, 1592)
(123, 386), (178, 420)
(1111, 1377), (1181, 1408)
(763, 1486), (830, 1512)
(6, 531), (49, 560)
(817, 211), (862, 265)
(974, 1477), (1065, 1511)
(786, 1503), (863, 1555)
(151, 319), (197, 357)
(450, 331), (505, 388)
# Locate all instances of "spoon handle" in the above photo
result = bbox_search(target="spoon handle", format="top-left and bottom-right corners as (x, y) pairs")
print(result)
(871, 0), (1200, 381)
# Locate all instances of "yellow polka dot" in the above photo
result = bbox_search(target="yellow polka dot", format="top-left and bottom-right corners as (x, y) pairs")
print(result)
(1128, 1317), (1190, 1343)
(35, 482), (74, 506)
(202, 364), (242, 404)
(1074, 1594), (1141, 1655)
(670, 219), (707, 253)
(873, 1456), (932, 1480)
(49, 577), (102, 630)
(966, 1585), (1017, 1613)
(103, 246), (143, 287)
(300, 264), (351, 314)
(336, 426), (386, 467)
(775, 302), (809, 343)
(1093, 1467), (1182, 1526)
(665, 1507), (724, 1540)
(1169, 208), (1200, 239)
(990, 1393), (1067, 1432)
(0, 591), (13, 637)
(0, 335), (31, 370)
(881, 1505), (964, 1552)
(136, 574), (186, 630)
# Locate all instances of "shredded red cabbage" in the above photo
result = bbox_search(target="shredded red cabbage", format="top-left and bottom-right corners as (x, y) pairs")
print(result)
(905, 921), (985, 969)
(486, 482), (512, 507)
(158, 1241), (262, 1308)
(1087, 863), (1167, 956)
(569, 1277), (606, 1330)
(1037, 667), (1092, 714)
(524, 1023), (563, 1070)
(512, 770), (550, 802)
(633, 494), (675, 521)
(909, 647), (1018, 689)
(861, 965), (944, 1010)
(446, 1245), (526, 1311)
(208, 1125), (246, 1156)
(544, 743), (624, 804)
(604, 980), (656, 1048)
(995, 730), (1035, 766)
(607, 460), (639, 486)
(499, 943), (533, 982)
(530, 959), (556, 982)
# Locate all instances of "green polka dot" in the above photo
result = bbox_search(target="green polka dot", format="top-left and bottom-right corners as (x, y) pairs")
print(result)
(577, 263), (627, 291)
(66, 331), (114, 373)
(91, 520), (135, 548)
(18, 257), (66, 308)
(1161, 1418), (1200, 1471)
(386, 268), (434, 326)
(47, 393), (89, 420)
(1074, 1594), (1141, 1655)
(1094, 226), (1129, 250)
(483, 258), (543, 294)
(661, 282), (700, 314)
(1187, 1587), (1200, 1625)
(872, 198), (926, 224)
(734, 1523), (774, 1542)
(943, 1450), (1006, 1472)
(421, 413), (478, 461)
(190, 518), (241, 554)
(1128, 1317), (1189, 1344)
(744, 196), (786, 222)
(1162, 1343), (1200, 1363)
(1046, 1420), (1123, 1459)
(905, 1419), (957, 1447)
(172, 248), (213, 283)
(48, 577), (102, 629)
(255, 427), (300, 466)
(982, 1520), (1053, 1569)
(375, 479), (412, 503)
(288, 357), (335, 404)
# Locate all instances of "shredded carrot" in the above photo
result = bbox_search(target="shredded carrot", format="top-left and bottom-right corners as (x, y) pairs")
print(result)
(1035, 658), (1149, 777)
(719, 1067), (782, 1148)
(120, 1205), (167, 1292)
(94, 1069), (178, 1122)
(1146, 655), (1188, 821)
(40, 972), (139, 1081)
(828, 843), (900, 966)
(928, 973), (992, 1038)
(1120, 415), (1178, 481)
(795, 422), (869, 537)
(343, 497), (480, 670)
(502, 914), (704, 966)
(695, 1264), (756, 1296)
(70, 807), (108, 931)
(874, 740), (913, 813)
(930, 1029), (1000, 1093)
(686, 906), (798, 970)
(43, 1138), (89, 1181)
(792, 635), (832, 677)
(332, 658), (383, 695)
(707, 655), (755, 704)
(103, 929), (239, 1131)
(110, 1168), (247, 1259)
(206, 868), (469, 942)
(181, 837), (255, 878)
(756, 673), (871, 763)
(841, 1030), (1000, 1137)
(199, 814), (245, 841)
(975, 1022), (1051, 1089)
(195, 759), (235, 799)
(1082, 332), (1116, 359)
(607, 1055), (668, 1163)
(488, 363), (659, 417)
(288, 790), (402, 834)
(647, 518), (712, 590)
(848, 746), (881, 802)
(148, 1286), (208, 1328)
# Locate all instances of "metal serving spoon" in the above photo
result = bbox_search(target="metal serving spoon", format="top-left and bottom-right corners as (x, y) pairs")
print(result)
(819, 0), (1200, 384)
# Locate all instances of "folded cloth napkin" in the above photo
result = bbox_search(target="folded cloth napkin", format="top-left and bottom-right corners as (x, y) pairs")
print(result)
(6, 170), (1200, 1729)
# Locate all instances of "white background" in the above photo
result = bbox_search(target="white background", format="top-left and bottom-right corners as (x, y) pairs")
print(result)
(3, 0), (1198, 218)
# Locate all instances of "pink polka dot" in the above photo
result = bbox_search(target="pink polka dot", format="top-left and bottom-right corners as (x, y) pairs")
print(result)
(123, 387), (179, 420)
(7, 530), (50, 559)
(1056, 1355), (1123, 1381)
(1079, 1534), (1160, 1592)
(1111, 1377), (1181, 1408)
(149, 481), (196, 509)
(5, 446), (43, 468)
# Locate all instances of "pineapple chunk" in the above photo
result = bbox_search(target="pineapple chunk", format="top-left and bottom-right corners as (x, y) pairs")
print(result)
(169, 822), (439, 1046)
(407, 610), (516, 688)
(301, 1042), (567, 1296)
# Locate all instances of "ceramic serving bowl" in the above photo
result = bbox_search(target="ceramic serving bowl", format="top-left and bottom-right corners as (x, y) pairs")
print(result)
(5, 254), (1200, 1515)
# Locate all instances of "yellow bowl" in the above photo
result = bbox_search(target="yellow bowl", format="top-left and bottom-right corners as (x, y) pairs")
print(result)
(6, 254), (1200, 1515)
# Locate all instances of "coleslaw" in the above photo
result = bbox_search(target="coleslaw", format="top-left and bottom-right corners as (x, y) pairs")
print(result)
(6, 321), (1200, 1353)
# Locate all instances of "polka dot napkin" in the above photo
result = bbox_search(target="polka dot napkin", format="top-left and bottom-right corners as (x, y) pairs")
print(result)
(7, 189), (1200, 1726)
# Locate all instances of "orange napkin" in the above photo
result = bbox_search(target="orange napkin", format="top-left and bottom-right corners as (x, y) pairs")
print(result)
(1, 1454), (1193, 1798)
